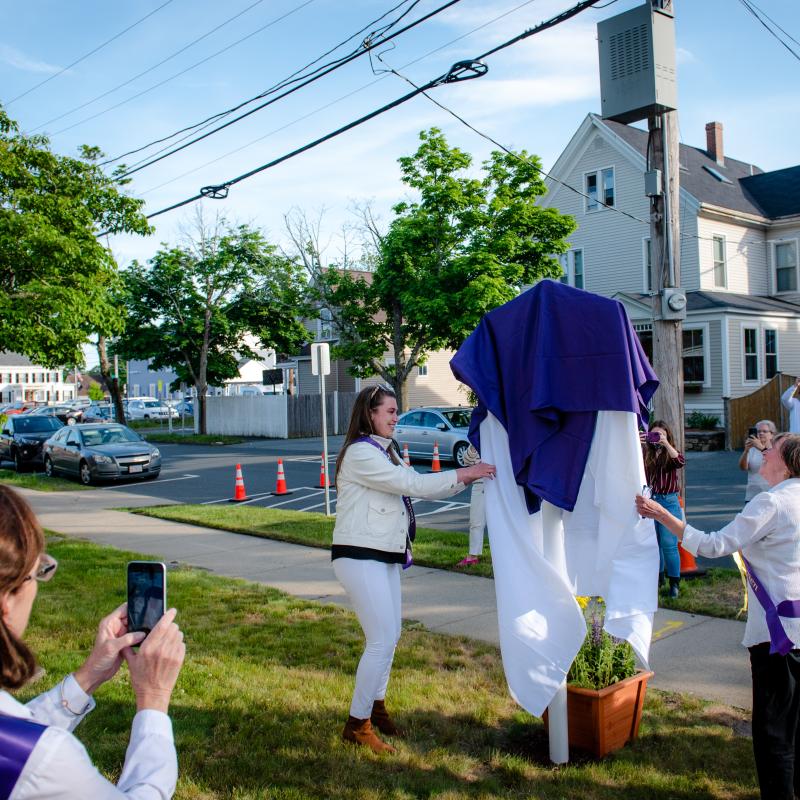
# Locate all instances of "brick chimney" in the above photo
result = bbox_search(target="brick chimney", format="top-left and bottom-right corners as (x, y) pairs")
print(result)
(705, 121), (724, 166)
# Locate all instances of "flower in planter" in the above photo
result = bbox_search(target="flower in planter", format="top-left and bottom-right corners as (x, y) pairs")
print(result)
(567, 597), (636, 690)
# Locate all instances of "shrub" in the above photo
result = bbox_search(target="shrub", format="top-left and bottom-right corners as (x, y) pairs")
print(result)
(686, 411), (720, 430)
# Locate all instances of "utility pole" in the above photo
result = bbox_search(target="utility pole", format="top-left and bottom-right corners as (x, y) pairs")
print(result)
(649, 105), (685, 456)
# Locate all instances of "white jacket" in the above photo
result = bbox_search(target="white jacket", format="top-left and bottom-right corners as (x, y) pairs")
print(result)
(333, 434), (464, 554)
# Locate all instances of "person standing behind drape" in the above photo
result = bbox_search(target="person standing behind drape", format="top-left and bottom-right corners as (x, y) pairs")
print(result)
(456, 445), (486, 567)
(782, 379), (800, 434)
(636, 434), (800, 800)
(332, 386), (495, 754)
(640, 419), (685, 598)
(739, 420), (777, 501)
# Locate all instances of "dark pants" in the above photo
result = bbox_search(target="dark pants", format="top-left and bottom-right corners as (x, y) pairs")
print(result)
(749, 642), (800, 799)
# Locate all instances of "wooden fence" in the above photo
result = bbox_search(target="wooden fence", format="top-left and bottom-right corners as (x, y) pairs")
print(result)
(287, 391), (358, 438)
(724, 373), (795, 449)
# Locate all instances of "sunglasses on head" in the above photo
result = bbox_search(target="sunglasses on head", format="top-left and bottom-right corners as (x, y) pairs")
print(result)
(23, 553), (58, 584)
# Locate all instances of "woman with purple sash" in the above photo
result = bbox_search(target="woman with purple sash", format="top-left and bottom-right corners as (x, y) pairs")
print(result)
(636, 434), (800, 800)
(0, 486), (185, 799)
(332, 385), (495, 754)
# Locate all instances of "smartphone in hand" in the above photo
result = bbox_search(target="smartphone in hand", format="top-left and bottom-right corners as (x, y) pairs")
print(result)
(127, 561), (167, 635)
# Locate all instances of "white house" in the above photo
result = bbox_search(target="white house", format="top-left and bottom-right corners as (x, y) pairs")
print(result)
(541, 114), (800, 422)
(0, 352), (74, 404)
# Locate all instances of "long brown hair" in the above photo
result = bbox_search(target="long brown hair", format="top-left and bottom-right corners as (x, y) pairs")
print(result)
(335, 385), (397, 487)
(0, 486), (44, 689)
(643, 419), (678, 478)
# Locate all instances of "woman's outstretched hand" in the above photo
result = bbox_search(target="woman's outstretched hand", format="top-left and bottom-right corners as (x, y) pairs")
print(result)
(457, 462), (497, 485)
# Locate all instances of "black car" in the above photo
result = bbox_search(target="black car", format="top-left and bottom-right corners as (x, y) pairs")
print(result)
(0, 415), (65, 471)
(43, 423), (161, 485)
(27, 404), (84, 425)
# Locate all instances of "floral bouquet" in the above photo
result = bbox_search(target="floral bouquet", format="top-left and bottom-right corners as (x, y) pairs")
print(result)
(567, 596), (636, 690)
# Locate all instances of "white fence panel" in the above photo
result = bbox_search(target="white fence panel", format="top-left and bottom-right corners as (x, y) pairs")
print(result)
(205, 395), (288, 438)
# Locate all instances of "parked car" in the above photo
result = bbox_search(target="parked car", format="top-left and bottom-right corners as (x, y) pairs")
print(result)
(83, 403), (117, 423)
(126, 398), (178, 420)
(27, 404), (84, 425)
(394, 406), (474, 466)
(2, 401), (37, 416)
(43, 423), (161, 485)
(171, 400), (194, 415)
(0, 415), (64, 471)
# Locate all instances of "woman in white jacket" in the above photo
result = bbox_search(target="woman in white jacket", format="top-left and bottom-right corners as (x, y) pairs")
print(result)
(333, 386), (494, 753)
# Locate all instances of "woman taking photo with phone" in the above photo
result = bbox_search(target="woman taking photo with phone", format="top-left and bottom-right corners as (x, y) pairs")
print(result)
(0, 485), (185, 799)
(739, 420), (777, 501)
(333, 385), (495, 754)
(640, 419), (685, 598)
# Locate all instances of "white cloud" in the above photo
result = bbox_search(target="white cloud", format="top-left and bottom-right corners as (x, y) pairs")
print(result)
(0, 44), (62, 74)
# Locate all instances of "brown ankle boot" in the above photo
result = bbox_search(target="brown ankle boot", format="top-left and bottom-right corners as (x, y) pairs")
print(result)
(371, 699), (405, 737)
(342, 716), (396, 754)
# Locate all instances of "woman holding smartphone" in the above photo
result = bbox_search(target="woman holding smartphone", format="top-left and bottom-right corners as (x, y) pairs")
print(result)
(739, 420), (777, 501)
(640, 419), (685, 598)
(0, 485), (185, 799)
(333, 385), (495, 753)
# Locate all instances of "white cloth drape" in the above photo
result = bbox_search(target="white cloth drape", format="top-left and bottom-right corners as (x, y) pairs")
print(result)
(479, 410), (658, 717)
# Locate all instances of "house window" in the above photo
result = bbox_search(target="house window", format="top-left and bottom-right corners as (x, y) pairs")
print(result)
(682, 328), (705, 384)
(743, 327), (759, 382)
(559, 250), (584, 288)
(585, 168), (614, 212)
(712, 235), (726, 288)
(765, 329), (778, 380)
(775, 241), (798, 293)
(149, 383), (156, 397)
(418, 364), (428, 377)
(318, 308), (334, 340)
(644, 238), (655, 292)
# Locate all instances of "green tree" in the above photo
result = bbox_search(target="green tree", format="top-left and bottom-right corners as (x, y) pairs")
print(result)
(117, 214), (308, 433)
(0, 108), (151, 366)
(296, 128), (576, 411)
(87, 383), (105, 402)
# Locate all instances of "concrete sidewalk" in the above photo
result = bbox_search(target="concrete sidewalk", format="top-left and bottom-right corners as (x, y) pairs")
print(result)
(23, 486), (753, 711)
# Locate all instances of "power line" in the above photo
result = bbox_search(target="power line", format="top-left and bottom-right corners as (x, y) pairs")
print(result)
(114, 0), (465, 180)
(135, 0), (542, 198)
(4, 0), (177, 107)
(44, 0), (319, 137)
(101, 0), (602, 232)
(30, 0), (270, 131)
(103, 0), (424, 167)
(738, 0), (800, 62)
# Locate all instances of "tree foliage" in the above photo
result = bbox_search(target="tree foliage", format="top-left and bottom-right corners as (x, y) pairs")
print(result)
(302, 129), (576, 409)
(116, 215), (308, 432)
(0, 108), (151, 365)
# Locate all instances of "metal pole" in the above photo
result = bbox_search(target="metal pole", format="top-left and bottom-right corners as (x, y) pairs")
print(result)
(319, 369), (330, 516)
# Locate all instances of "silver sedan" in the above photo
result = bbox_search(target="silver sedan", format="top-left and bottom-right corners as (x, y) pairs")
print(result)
(394, 406), (474, 466)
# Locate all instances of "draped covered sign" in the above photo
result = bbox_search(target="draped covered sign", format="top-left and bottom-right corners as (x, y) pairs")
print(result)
(451, 280), (660, 716)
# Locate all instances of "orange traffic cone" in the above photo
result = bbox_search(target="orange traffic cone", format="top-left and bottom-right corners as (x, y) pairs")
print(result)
(272, 458), (292, 496)
(402, 442), (410, 466)
(431, 441), (441, 472)
(319, 454), (329, 488)
(677, 493), (704, 577)
(229, 463), (248, 502)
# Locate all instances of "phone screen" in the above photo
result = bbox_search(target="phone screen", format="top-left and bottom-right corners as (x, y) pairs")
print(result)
(127, 561), (166, 635)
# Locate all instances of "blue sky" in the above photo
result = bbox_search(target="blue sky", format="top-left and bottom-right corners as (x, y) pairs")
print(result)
(2, 0), (798, 364)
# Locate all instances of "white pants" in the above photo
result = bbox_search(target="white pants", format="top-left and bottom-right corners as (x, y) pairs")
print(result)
(333, 558), (402, 719)
(469, 479), (487, 556)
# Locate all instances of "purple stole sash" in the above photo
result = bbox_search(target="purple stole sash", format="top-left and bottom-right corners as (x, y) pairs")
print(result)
(0, 715), (47, 800)
(354, 436), (416, 568)
(742, 555), (800, 656)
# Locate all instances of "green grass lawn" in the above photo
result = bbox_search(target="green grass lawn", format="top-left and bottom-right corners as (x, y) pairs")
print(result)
(143, 433), (244, 445)
(0, 468), (89, 491)
(132, 505), (748, 616)
(133, 504), (495, 578)
(20, 535), (758, 799)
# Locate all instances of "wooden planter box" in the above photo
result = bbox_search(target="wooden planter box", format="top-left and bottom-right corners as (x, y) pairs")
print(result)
(545, 670), (653, 758)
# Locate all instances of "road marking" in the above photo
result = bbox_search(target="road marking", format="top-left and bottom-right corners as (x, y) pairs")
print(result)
(652, 620), (684, 640)
(100, 473), (199, 489)
(414, 501), (469, 518)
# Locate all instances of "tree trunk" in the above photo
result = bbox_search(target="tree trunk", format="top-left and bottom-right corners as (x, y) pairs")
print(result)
(96, 336), (126, 425)
(197, 382), (207, 435)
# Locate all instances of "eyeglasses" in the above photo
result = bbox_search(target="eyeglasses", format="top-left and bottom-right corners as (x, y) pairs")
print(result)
(23, 553), (58, 584)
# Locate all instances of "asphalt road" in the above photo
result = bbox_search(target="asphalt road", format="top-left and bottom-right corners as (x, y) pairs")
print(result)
(79, 436), (749, 569)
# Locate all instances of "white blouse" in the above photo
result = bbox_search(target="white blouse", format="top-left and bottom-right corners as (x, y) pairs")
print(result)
(682, 478), (800, 648)
(2, 673), (177, 800)
(744, 447), (770, 501)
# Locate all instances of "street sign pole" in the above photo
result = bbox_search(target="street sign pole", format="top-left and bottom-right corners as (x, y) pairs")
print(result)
(311, 343), (332, 516)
